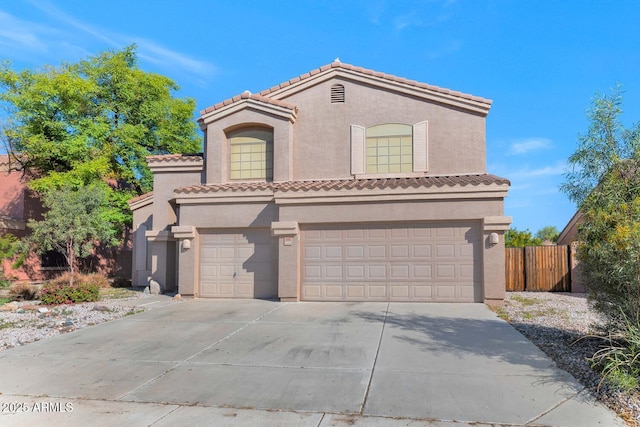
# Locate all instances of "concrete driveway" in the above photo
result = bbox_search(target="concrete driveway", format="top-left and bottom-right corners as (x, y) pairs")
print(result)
(0, 298), (624, 426)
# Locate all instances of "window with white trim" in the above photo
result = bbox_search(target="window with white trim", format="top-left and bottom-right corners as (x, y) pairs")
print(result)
(365, 124), (413, 174)
(351, 121), (428, 176)
(229, 128), (273, 180)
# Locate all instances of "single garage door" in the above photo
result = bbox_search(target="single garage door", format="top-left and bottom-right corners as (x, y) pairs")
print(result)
(199, 229), (276, 298)
(301, 222), (481, 302)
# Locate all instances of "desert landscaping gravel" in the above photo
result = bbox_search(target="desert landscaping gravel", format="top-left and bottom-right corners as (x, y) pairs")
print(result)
(0, 297), (147, 351)
(1, 291), (639, 425)
(498, 292), (640, 427)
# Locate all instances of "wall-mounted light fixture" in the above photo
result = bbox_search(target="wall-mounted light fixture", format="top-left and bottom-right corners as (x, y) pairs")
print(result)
(182, 239), (191, 250)
(489, 232), (499, 246)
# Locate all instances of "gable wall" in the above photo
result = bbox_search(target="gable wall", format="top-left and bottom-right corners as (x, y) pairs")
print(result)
(279, 77), (487, 180)
(203, 110), (293, 184)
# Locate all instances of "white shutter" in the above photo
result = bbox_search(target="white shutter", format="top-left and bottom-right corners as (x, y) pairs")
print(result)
(413, 121), (428, 173)
(350, 125), (365, 175)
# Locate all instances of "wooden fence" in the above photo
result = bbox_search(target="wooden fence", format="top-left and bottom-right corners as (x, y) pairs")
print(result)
(505, 245), (571, 292)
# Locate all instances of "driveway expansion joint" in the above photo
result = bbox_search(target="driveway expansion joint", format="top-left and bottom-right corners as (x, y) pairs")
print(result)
(523, 386), (586, 426)
(114, 302), (287, 400)
(359, 301), (389, 415)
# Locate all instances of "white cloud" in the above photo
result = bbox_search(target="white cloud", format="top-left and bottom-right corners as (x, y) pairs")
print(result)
(135, 39), (217, 80)
(0, 9), (67, 58)
(508, 137), (552, 155)
(6, 1), (216, 83)
(522, 162), (566, 177)
(27, 0), (118, 46)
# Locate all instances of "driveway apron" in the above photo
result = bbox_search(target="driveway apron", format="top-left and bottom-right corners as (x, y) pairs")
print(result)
(0, 299), (624, 426)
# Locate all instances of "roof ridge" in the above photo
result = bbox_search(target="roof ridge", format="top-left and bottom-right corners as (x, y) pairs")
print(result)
(200, 91), (298, 116)
(200, 61), (491, 116)
(256, 60), (491, 105)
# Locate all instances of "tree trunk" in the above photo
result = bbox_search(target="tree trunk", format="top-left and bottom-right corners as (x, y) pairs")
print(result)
(66, 241), (75, 286)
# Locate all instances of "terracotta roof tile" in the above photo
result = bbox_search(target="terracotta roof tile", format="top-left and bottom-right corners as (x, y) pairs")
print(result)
(200, 93), (298, 115)
(146, 154), (203, 163)
(200, 61), (491, 117)
(175, 175), (509, 195)
(128, 191), (153, 205)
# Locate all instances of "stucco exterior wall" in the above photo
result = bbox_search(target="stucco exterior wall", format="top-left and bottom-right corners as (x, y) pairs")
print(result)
(280, 78), (486, 180)
(278, 198), (503, 224)
(131, 202), (153, 287)
(144, 159), (204, 291)
(151, 170), (203, 231)
(203, 110), (293, 184)
(132, 63), (509, 303)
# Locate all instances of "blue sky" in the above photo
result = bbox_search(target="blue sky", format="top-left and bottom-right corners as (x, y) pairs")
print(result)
(1, 0), (640, 234)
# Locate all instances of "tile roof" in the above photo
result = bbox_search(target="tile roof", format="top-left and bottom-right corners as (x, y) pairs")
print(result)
(260, 61), (492, 105)
(200, 91), (298, 115)
(175, 175), (510, 195)
(146, 154), (203, 163)
(199, 61), (491, 117)
(127, 191), (153, 206)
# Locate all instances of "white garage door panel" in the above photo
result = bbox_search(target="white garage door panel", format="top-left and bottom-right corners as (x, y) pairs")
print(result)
(199, 229), (276, 299)
(301, 223), (481, 302)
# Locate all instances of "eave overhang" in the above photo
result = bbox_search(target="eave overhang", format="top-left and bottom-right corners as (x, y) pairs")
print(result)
(173, 175), (510, 206)
(262, 62), (492, 116)
(146, 155), (204, 173)
(198, 94), (298, 129)
(128, 192), (154, 211)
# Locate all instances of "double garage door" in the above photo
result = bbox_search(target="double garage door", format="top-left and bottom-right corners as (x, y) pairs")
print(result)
(198, 223), (481, 302)
(301, 222), (481, 302)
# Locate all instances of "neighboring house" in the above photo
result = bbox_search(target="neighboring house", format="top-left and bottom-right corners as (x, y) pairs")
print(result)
(129, 61), (511, 303)
(0, 154), (131, 281)
(557, 211), (586, 292)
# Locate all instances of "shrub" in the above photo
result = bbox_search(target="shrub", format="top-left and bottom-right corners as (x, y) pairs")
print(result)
(590, 313), (640, 392)
(40, 280), (100, 305)
(82, 273), (110, 288)
(0, 275), (13, 289)
(8, 283), (38, 300)
(50, 272), (110, 288)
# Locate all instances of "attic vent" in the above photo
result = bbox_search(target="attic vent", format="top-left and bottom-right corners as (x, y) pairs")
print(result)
(330, 84), (345, 103)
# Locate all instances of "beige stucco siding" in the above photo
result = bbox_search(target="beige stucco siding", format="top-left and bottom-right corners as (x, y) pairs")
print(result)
(281, 78), (487, 180)
(278, 199), (503, 224)
(179, 202), (278, 229)
(134, 63), (509, 303)
(204, 109), (294, 184)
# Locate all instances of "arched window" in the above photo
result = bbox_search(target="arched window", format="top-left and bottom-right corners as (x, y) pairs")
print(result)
(228, 127), (273, 180)
(365, 123), (413, 174)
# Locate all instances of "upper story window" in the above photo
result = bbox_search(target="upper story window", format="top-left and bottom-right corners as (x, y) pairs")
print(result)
(365, 124), (413, 174)
(351, 121), (428, 176)
(331, 84), (345, 103)
(228, 127), (273, 180)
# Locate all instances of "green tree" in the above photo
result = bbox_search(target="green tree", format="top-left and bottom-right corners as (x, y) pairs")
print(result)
(24, 184), (118, 284)
(505, 228), (543, 247)
(535, 226), (559, 242)
(0, 45), (200, 235)
(561, 87), (640, 330)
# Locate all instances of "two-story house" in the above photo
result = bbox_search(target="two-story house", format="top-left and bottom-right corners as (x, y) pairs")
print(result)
(129, 61), (511, 304)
